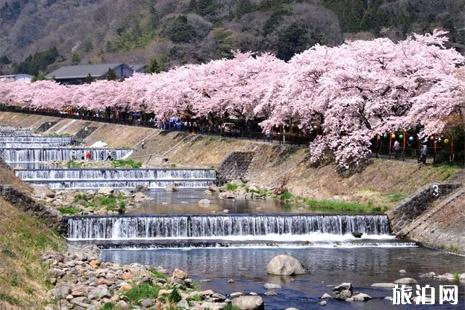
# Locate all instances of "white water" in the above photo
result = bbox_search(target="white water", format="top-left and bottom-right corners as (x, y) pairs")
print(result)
(1, 148), (132, 162)
(67, 214), (391, 241)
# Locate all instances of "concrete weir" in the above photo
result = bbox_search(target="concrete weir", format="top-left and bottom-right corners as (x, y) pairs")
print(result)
(0, 126), (216, 191)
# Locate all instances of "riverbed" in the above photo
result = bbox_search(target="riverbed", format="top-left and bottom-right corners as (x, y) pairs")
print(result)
(102, 246), (465, 309)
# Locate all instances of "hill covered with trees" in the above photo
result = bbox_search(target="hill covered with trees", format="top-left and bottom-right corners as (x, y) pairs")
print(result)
(0, 0), (464, 75)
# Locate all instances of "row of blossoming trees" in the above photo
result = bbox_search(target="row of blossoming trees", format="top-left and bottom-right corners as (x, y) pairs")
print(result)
(0, 30), (464, 169)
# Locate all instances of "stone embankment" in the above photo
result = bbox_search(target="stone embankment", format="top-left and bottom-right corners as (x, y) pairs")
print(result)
(0, 159), (64, 231)
(387, 182), (465, 254)
(44, 245), (266, 310)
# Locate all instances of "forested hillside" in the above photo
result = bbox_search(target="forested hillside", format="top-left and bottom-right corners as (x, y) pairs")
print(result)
(0, 0), (464, 75)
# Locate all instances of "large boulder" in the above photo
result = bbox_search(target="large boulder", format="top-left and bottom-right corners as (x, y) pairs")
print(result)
(231, 295), (264, 310)
(32, 185), (56, 199)
(351, 293), (372, 302)
(98, 187), (114, 195)
(394, 277), (418, 284)
(172, 268), (188, 280)
(266, 255), (306, 276)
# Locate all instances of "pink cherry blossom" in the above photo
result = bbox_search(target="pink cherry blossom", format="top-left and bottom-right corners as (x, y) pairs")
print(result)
(0, 30), (463, 169)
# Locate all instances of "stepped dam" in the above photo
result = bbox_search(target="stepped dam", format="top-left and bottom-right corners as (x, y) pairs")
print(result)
(66, 214), (391, 241)
(15, 168), (217, 190)
(0, 147), (132, 163)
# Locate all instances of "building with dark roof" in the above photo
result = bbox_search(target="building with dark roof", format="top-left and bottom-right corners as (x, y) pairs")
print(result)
(46, 63), (133, 84)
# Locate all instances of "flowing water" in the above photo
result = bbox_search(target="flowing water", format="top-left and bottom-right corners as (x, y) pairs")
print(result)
(15, 168), (216, 190)
(1, 147), (132, 163)
(2, 126), (464, 309)
(101, 247), (465, 309)
(66, 214), (390, 241)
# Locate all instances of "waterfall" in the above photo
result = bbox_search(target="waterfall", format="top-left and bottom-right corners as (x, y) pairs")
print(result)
(1, 148), (132, 162)
(16, 168), (216, 180)
(0, 142), (72, 148)
(0, 136), (73, 144)
(67, 214), (391, 241)
(15, 168), (217, 189)
(0, 128), (32, 135)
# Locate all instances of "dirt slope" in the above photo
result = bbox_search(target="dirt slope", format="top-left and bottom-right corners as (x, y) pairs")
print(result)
(0, 111), (460, 209)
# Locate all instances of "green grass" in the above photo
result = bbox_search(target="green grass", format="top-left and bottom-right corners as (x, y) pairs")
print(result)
(277, 190), (294, 201)
(190, 293), (202, 302)
(225, 182), (239, 191)
(100, 302), (116, 310)
(123, 283), (160, 304)
(0, 293), (20, 305)
(66, 160), (84, 168)
(0, 198), (65, 307)
(223, 304), (241, 310)
(111, 159), (142, 169)
(304, 198), (385, 213)
(386, 192), (407, 203)
(98, 194), (126, 212)
(57, 206), (80, 215)
(150, 268), (168, 280)
(453, 272), (460, 282)
(73, 193), (127, 213)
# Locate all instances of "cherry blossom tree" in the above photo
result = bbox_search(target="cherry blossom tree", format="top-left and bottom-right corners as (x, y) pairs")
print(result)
(0, 30), (464, 170)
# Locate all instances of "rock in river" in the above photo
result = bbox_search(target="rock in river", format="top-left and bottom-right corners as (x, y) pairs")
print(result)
(266, 255), (306, 276)
(232, 295), (265, 310)
(394, 277), (418, 284)
(333, 283), (352, 300)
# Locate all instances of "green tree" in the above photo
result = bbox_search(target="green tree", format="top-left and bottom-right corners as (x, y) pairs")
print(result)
(162, 15), (196, 43)
(148, 58), (161, 74)
(106, 69), (117, 81)
(71, 53), (81, 65)
(32, 71), (46, 82)
(197, 0), (216, 16)
(276, 23), (320, 61)
(85, 73), (95, 83)
(15, 47), (59, 75)
(0, 55), (11, 64)
(188, 0), (198, 12)
(236, 0), (255, 18)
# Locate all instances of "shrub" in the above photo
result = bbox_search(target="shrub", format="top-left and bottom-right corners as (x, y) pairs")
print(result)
(123, 283), (159, 304)
(111, 159), (142, 169)
(168, 287), (182, 303)
(58, 207), (80, 215)
(225, 182), (239, 191)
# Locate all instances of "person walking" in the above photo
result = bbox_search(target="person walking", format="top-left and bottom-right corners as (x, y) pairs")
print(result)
(418, 144), (428, 165)
(393, 140), (401, 159)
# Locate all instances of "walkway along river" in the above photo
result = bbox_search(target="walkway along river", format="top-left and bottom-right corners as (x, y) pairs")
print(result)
(0, 125), (464, 309)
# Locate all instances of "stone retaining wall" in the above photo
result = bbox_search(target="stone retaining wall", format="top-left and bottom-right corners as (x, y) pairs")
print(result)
(217, 151), (254, 184)
(387, 182), (460, 234)
(0, 184), (65, 233)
